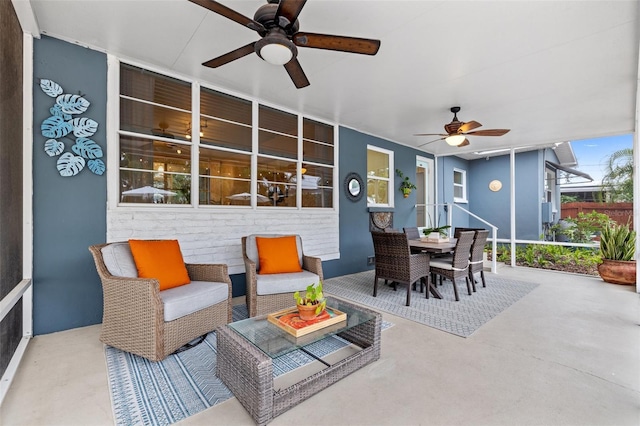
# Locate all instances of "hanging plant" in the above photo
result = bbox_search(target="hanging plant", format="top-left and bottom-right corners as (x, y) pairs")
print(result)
(395, 168), (417, 198)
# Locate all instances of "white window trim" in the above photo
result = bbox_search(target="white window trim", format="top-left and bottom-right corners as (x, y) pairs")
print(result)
(367, 145), (394, 207)
(107, 56), (337, 212)
(453, 168), (467, 203)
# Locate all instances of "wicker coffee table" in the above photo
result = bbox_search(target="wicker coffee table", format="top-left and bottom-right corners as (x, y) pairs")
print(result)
(216, 297), (381, 425)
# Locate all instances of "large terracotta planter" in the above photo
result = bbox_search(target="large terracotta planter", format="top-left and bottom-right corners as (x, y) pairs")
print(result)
(597, 259), (636, 285)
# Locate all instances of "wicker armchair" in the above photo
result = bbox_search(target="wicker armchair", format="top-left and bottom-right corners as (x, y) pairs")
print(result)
(371, 231), (430, 306)
(428, 231), (475, 301)
(242, 234), (323, 317)
(469, 230), (490, 290)
(89, 242), (232, 361)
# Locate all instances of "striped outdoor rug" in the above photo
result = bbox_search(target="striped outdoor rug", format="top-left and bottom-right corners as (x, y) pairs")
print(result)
(105, 304), (392, 426)
(323, 270), (539, 338)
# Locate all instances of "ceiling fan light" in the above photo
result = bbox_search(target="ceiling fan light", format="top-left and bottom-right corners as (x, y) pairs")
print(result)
(446, 135), (466, 146)
(259, 43), (293, 65)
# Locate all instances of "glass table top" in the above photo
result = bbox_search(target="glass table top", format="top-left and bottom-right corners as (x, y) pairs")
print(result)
(228, 296), (376, 359)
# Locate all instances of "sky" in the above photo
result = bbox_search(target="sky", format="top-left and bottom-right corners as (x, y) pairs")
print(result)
(568, 134), (633, 185)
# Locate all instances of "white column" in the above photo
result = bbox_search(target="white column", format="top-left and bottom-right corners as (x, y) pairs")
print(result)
(634, 4), (640, 293)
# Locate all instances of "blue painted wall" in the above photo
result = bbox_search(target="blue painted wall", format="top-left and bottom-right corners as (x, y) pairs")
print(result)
(468, 155), (511, 238)
(466, 150), (550, 240)
(322, 127), (433, 278)
(33, 36), (107, 334)
(514, 150), (544, 239)
(436, 156), (470, 231)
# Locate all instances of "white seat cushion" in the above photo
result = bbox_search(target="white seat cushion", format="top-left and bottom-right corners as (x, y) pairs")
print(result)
(256, 270), (320, 296)
(430, 259), (467, 272)
(160, 281), (229, 322)
(101, 242), (138, 278)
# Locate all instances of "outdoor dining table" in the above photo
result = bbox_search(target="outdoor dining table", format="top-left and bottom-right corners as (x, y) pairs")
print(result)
(408, 238), (457, 254)
(408, 238), (457, 299)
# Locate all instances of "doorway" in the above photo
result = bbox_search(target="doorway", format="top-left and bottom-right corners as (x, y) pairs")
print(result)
(416, 156), (435, 227)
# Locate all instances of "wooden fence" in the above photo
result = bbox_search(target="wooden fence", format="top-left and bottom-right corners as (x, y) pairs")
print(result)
(561, 202), (633, 229)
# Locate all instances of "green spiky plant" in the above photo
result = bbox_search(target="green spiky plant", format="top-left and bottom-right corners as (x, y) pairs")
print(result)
(294, 282), (326, 315)
(599, 221), (636, 261)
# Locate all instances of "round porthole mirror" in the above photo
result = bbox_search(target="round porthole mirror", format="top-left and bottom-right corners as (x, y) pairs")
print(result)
(344, 172), (364, 202)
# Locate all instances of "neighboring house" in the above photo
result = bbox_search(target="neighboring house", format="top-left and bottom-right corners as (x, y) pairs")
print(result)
(561, 184), (605, 202)
(435, 141), (591, 241)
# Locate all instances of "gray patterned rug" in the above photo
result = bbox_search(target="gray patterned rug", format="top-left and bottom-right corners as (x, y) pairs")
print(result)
(105, 304), (392, 426)
(323, 270), (539, 338)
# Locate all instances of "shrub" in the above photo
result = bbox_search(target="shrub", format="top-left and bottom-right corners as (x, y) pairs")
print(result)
(551, 211), (611, 243)
(491, 243), (600, 275)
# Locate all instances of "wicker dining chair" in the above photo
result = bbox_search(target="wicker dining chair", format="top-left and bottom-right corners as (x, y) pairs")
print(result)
(404, 226), (425, 256)
(89, 242), (232, 362)
(403, 227), (421, 240)
(371, 231), (430, 306)
(428, 231), (475, 301)
(468, 230), (490, 290)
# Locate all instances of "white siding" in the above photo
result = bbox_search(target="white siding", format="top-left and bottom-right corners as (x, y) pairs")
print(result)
(107, 208), (339, 275)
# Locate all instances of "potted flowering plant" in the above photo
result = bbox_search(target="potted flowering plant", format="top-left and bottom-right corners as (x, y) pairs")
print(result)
(293, 282), (327, 320)
(422, 213), (451, 238)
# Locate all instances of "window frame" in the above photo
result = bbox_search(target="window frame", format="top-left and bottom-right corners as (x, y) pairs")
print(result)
(366, 145), (394, 208)
(453, 168), (467, 203)
(110, 58), (337, 211)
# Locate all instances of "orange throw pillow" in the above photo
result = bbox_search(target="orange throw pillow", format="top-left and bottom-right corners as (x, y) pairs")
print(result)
(256, 236), (303, 275)
(128, 239), (191, 291)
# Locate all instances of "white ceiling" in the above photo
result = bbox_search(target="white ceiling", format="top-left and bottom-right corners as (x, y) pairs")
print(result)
(17, 0), (640, 159)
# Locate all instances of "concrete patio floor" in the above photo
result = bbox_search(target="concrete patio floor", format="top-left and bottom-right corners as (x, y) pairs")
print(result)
(1, 265), (638, 426)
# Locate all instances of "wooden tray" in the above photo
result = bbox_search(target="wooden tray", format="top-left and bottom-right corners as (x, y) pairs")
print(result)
(267, 306), (347, 337)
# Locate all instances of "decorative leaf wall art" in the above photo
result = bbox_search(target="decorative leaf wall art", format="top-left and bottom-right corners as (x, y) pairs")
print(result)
(40, 79), (63, 97)
(41, 116), (73, 138)
(56, 94), (90, 114)
(72, 137), (102, 159)
(44, 139), (64, 157)
(39, 79), (104, 177)
(57, 152), (86, 177)
(70, 117), (98, 138)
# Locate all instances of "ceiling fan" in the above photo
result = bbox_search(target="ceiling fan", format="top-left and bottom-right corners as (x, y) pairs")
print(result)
(188, 0), (381, 88)
(415, 106), (510, 148)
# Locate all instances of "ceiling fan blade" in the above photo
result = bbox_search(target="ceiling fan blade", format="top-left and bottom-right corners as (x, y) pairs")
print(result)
(458, 120), (482, 133)
(466, 129), (511, 137)
(276, 0), (307, 28)
(414, 133), (447, 137)
(293, 32), (381, 55)
(417, 137), (444, 147)
(188, 0), (265, 34)
(457, 139), (470, 147)
(202, 42), (256, 68)
(284, 59), (310, 88)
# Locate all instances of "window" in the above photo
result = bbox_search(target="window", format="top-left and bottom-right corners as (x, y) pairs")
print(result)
(367, 146), (394, 206)
(119, 64), (192, 204)
(118, 62), (334, 208)
(199, 88), (252, 205)
(545, 168), (555, 203)
(302, 118), (334, 208)
(453, 168), (467, 203)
